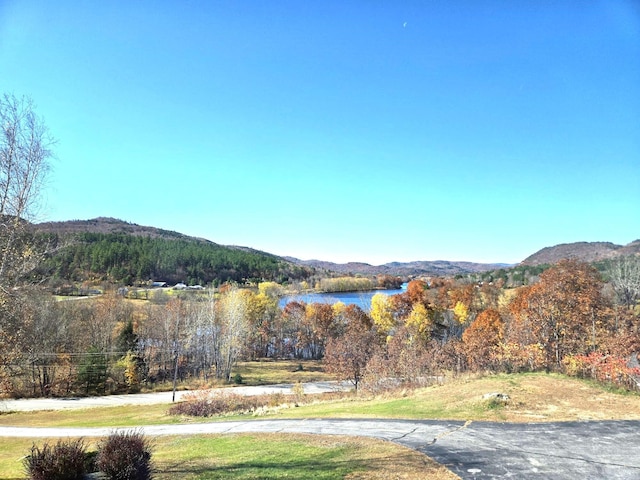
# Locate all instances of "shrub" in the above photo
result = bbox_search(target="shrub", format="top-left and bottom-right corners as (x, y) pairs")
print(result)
(169, 390), (259, 417)
(564, 352), (640, 391)
(292, 381), (305, 404)
(232, 373), (243, 384)
(482, 392), (510, 410)
(24, 438), (88, 480)
(267, 392), (286, 407)
(96, 430), (153, 480)
(169, 390), (308, 417)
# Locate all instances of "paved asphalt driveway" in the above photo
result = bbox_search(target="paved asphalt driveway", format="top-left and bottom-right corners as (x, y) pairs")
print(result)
(2, 418), (639, 479)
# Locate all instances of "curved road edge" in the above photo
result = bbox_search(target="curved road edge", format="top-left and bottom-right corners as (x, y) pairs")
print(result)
(1, 418), (639, 480)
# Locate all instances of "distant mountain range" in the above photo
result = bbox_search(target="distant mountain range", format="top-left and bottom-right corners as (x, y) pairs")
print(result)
(34, 217), (638, 281)
(283, 257), (511, 277)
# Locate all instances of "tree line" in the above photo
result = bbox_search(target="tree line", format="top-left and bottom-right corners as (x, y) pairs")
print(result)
(1, 258), (638, 397)
(348, 257), (640, 391)
(0, 282), (351, 396)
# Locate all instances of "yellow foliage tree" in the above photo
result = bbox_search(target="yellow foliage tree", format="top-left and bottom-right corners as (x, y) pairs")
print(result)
(404, 302), (432, 342)
(258, 281), (283, 298)
(119, 351), (141, 389)
(453, 301), (469, 324)
(332, 301), (346, 317)
(370, 293), (395, 335)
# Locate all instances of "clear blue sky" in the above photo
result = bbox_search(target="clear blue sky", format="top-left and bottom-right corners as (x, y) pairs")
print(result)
(1, 1), (638, 265)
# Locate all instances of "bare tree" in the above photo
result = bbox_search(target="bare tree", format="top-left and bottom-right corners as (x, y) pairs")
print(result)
(0, 94), (53, 395)
(324, 316), (380, 391)
(0, 94), (53, 289)
(608, 255), (640, 310)
(20, 291), (72, 396)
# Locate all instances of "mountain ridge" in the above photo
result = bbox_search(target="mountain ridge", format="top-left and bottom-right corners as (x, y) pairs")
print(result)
(283, 257), (511, 277)
(521, 240), (640, 266)
(35, 217), (638, 278)
(36, 217), (207, 242)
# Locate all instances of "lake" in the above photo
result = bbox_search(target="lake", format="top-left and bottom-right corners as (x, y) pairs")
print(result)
(279, 284), (407, 311)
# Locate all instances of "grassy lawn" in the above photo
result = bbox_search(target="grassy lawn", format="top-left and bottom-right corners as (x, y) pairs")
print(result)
(0, 434), (456, 480)
(153, 434), (456, 480)
(0, 437), (34, 480)
(0, 403), (179, 428)
(2, 370), (639, 479)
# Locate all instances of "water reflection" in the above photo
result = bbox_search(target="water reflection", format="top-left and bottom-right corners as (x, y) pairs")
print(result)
(279, 284), (406, 311)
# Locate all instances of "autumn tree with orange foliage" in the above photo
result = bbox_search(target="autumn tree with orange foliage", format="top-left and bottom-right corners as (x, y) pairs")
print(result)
(507, 259), (611, 371)
(300, 302), (336, 359)
(462, 308), (504, 371)
(406, 280), (428, 304)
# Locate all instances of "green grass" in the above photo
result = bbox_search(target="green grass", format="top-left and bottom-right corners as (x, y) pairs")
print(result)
(154, 434), (361, 479)
(0, 437), (33, 480)
(265, 390), (492, 421)
(0, 404), (180, 428)
(1, 434), (456, 480)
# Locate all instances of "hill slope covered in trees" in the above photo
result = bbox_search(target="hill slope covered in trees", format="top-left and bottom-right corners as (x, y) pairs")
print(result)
(521, 240), (640, 266)
(34, 218), (639, 287)
(35, 218), (312, 286)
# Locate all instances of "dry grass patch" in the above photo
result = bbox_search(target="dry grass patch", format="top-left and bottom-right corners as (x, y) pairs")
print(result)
(341, 438), (457, 480)
(268, 372), (640, 422)
(138, 359), (333, 393)
(233, 359), (333, 385)
(416, 372), (640, 422)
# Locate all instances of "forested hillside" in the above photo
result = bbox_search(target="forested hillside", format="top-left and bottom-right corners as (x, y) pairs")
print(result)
(35, 231), (312, 286)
